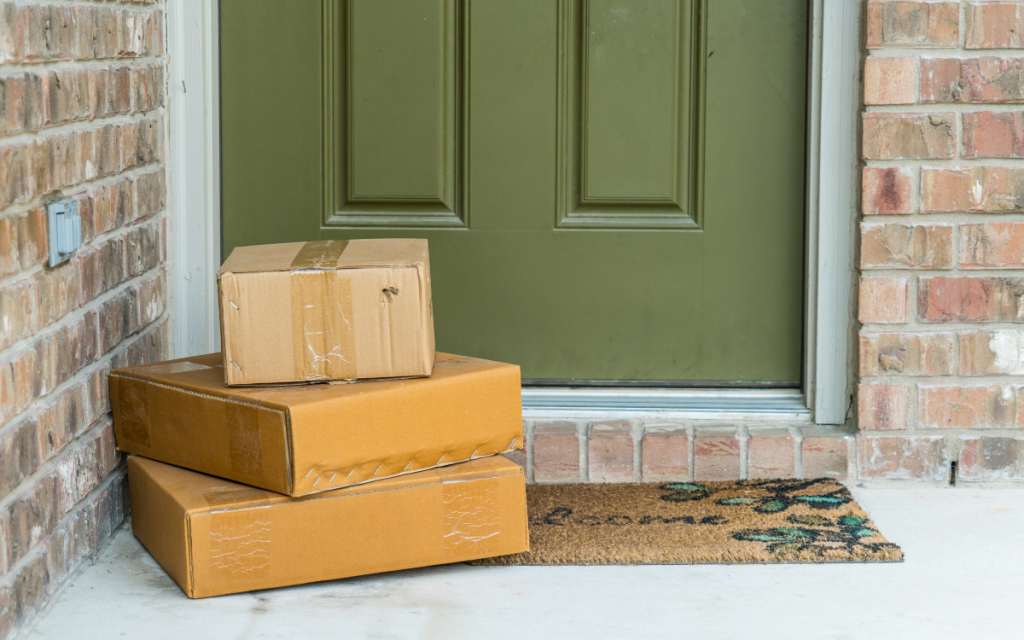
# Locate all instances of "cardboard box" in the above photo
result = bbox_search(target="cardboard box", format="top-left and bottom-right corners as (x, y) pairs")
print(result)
(217, 239), (434, 386)
(110, 352), (523, 496)
(128, 455), (528, 598)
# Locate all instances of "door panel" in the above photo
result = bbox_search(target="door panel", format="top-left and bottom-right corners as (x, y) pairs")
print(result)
(220, 0), (808, 384)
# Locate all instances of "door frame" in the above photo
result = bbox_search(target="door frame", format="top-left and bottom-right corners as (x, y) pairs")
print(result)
(166, 0), (859, 425)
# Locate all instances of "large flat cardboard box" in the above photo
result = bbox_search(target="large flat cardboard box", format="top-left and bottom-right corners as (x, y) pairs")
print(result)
(129, 455), (528, 598)
(110, 352), (522, 496)
(218, 239), (434, 386)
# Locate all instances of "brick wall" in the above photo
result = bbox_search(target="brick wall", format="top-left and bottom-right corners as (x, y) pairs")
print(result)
(0, 1), (167, 636)
(860, 0), (1024, 483)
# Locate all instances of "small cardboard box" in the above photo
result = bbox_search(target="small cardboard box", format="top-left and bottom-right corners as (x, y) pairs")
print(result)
(109, 352), (522, 496)
(128, 455), (528, 598)
(217, 239), (434, 386)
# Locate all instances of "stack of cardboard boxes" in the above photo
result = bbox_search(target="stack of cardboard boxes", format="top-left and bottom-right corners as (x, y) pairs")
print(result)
(109, 239), (528, 598)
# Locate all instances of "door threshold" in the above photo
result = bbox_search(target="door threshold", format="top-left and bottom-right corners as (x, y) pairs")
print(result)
(521, 387), (811, 421)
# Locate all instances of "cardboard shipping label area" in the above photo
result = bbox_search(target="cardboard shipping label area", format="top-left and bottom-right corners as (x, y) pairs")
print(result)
(110, 353), (523, 496)
(128, 455), (528, 598)
(218, 239), (434, 386)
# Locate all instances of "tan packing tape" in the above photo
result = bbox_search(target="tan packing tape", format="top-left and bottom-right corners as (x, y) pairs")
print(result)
(225, 395), (265, 480)
(201, 487), (275, 581)
(441, 476), (502, 559)
(289, 241), (357, 381)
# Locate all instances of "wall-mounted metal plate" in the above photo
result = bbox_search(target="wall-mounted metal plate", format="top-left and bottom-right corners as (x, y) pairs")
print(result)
(47, 198), (82, 267)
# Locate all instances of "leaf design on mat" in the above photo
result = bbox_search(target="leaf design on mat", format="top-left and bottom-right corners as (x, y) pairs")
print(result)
(733, 513), (898, 558)
(716, 478), (852, 515)
(659, 483), (710, 502)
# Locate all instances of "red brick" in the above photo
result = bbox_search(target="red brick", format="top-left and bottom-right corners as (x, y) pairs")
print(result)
(0, 357), (15, 423)
(962, 223), (1024, 268)
(923, 167), (1024, 213)
(132, 64), (164, 113)
(866, 1), (959, 48)
(860, 332), (954, 377)
(36, 382), (90, 460)
(858, 384), (909, 431)
(533, 422), (579, 483)
(802, 435), (849, 480)
(641, 425), (689, 481)
(693, 430), (740, 481)
(864, 57), (916, 104)
(858, 435), (948, 480)
(921, 57), (1024, 103)
(920, 384), (1021, 429)
(0, 276), (40, 349)
(966, 1), (1024, 49)
(12, 552), (50, 634)
(747, 431), (795, 479)
(860, 223), (953, 269)
(588, 421), (633, 482)
(963, 112), (1024, 158)
(863, 167), (913, 215)
(0, 509), (10, 576)
(0, 215), (19, 279)
(134, 168), (165, 221)
(0, 416), (42, 501)
(7, 473), (58, 562)
(920, 276), (1024, 323)
(960, 329), (1024, 376)
(859, 277), (909, 324)
(92, 66), (132, 118)
(862, 113), (956, 159)
(958, 436), (1024, 481)
(0, 3), (22, 64)
(0, 144), (30, 210)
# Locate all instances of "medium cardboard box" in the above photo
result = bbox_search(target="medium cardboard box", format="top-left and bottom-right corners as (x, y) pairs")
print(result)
(109, 352), (522, 496)
(217, 239), (434, 386)
(128, 455), (528, 598)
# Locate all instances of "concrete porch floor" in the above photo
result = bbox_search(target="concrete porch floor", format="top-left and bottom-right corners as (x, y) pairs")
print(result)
(22, 486), (1024, 640)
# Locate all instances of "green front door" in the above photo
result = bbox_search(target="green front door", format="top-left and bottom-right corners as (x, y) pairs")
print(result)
(220, 0), (808, 384)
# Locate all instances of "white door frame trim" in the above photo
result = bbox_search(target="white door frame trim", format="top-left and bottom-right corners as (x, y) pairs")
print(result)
(167, 0), (858, 425)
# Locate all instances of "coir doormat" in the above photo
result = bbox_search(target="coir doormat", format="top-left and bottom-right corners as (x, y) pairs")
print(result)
(472, 478), (903, 565)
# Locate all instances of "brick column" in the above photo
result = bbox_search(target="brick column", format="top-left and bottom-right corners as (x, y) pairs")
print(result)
(0, 2), (168, 636)
(860, 0), (1024, 483)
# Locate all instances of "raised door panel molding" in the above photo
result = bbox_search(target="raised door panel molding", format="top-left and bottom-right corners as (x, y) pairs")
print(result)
(323, 0), (467, 228)
(557, 0), (705, 229)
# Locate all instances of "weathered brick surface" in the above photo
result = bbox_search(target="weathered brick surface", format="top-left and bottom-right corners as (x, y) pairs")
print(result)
(860, 223), (953, 269)
(859, 277), (909, 324)
(863, 167), (913, 215)
(865, 57), (917, 105)
(965, 1), (1024, 49)
(963, 112), (1024, 159)
(919, 384), (1022, 429)
(588, 422), (633, 482)
(693, 429), (740, 481)
(862, 113), (956, 159)
(961, 223), (1024, 268)
(859, 384), (909, 431)
(802, 435), (849, 480)
(922, 167), (1024, 213)
(858, 436), (948, 480)
(866, 1), (959, 48)
(533, 422), (580, 483)
(860, 332), (954, 377)
(921, 57), (1024, 103)
(0, 1), (167, 635)
(919, 277), (1024, 323)
(640, 425), (689, 482)
(960, 329), (1024, 375)
(958, 436), (1024, 480)
(747, 431), (795, 479)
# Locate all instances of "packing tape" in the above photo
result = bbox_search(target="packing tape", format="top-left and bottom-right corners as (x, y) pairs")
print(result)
(202, 487), (274, 579)
(112, 377), (152, 448)
(289, 241), (357, 381)
(225, 395), (265, 481)
(289, 240), (348, 270)
(441, 477), (501, 559)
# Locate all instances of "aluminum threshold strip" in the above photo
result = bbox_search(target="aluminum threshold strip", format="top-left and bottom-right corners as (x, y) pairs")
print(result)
(521, 388), (811, 421)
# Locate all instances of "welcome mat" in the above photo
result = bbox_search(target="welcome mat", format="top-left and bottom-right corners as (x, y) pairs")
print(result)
(473, 478), (903, 566)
